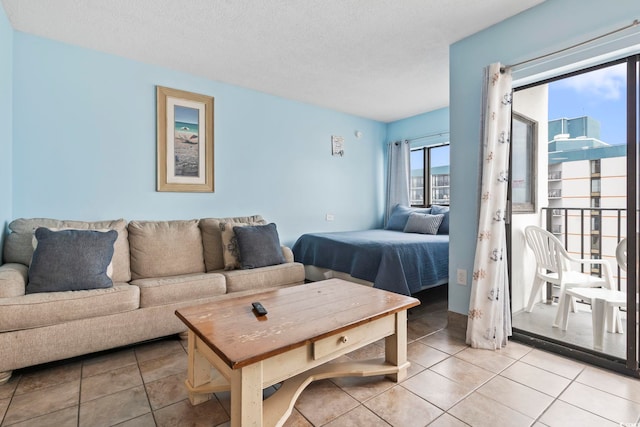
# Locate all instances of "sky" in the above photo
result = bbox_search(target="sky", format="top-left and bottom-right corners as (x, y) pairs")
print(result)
(174, 105), (199, 124)
(548, 62), (627, 146)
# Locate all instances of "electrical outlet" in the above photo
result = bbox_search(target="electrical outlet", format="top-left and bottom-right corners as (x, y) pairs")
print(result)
(456, 268), (467, 286)
(325, 214), (335, 221)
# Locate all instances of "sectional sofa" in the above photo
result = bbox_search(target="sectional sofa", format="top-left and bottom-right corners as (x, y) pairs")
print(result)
(0, 215), (305, 384)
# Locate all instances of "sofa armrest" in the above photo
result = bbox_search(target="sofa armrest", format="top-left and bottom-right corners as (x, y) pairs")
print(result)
(281, 246), (294, 263)
(0, 263), (28, 298)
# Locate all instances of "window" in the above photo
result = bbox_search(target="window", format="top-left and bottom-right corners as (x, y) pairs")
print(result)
(591, 178), (601, 194)
(410, 144), (450, 207)
(511, 113), (537, 212)
(591, 159), (601, 175)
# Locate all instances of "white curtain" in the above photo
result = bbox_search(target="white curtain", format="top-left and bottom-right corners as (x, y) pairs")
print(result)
(466, 63), (513, 349)
(385, 140), (410, 226)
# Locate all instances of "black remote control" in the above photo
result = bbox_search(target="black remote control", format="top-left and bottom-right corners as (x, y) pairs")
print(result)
(252, 302), (268, 316)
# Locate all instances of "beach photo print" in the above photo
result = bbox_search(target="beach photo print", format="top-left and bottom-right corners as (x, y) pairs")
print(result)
(156, 86), (214, 192)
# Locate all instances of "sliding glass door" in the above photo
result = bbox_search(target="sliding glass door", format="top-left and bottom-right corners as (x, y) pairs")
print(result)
(509, 55), (638, 374)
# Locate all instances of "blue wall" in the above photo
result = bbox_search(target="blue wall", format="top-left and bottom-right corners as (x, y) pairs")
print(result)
(386, 107), (449, 148)
(11, 33), (387, 246)
(449, 0), (640, 314)
(0, 6), (12, 261)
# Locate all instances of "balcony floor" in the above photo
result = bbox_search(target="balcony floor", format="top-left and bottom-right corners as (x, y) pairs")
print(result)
(512, 301), (627, 360)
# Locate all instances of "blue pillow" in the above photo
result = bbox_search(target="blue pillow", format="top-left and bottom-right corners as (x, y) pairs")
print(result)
(403, 213), (444, 235)
(234, 223), (286, 269)
(430, 205), (450, 234)
(27, 228), (118, 293)
(385, 204), (432, 231)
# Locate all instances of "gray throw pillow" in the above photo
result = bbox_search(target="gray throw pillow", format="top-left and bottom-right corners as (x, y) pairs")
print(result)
(27, 228), (118, 294)
(403, 213), (444, 235)
(234, 223), (286, 269)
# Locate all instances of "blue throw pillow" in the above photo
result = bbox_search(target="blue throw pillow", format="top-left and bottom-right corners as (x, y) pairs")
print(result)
(27, 228), (118, 293)
(234, 223), (286, 269)
(386, 204), (432, 231)
(430, 205), (450, 234)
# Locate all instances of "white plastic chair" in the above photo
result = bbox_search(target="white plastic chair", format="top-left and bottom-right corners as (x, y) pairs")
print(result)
(616, 237), (627, 272)
(523, 226), (615, 328)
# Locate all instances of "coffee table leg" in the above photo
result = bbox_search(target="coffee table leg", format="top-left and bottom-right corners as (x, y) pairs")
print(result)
(230, 362), (263, 427)
(384, 310), (408, 382)
(187, 330), (213, 405)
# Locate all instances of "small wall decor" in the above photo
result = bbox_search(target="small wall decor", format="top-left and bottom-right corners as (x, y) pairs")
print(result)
(157, 86), (214, 192)
(331, 135), (344, 157)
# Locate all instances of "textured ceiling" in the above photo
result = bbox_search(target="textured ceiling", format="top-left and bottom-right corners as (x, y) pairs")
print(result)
(2, 0), (544, 122)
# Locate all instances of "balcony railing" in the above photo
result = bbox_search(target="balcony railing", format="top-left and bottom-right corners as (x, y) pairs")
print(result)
(541, 207), (627, 291)
(548, 172), (562, 180)
(548, 190), (562, 198)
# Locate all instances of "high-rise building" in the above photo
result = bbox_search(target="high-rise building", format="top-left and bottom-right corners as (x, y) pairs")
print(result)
(547, 116), (627, 289)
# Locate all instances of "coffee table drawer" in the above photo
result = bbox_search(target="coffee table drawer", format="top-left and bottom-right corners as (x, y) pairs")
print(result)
(312, 315), (396, 360)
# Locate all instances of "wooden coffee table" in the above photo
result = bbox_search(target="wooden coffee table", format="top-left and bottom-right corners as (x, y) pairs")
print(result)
(175, 278), (420, 427)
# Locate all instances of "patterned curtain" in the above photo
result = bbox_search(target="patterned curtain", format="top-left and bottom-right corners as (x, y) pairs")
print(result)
(466, 63), (513, 349)
(385, 140), (410, 226)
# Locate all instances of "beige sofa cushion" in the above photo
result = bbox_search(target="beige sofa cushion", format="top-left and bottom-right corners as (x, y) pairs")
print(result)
(128, 220), (205, 280)
(0, 284), (139, 332)
(130, 272), (226, 308)
(3, 218), (131, 283)
(199, 215), (266, 271)
(221, 262), (305, 293)
(0, 263), (28, 298)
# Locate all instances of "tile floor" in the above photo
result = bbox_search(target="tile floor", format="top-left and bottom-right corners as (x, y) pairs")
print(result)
(1, 286), (639, 426)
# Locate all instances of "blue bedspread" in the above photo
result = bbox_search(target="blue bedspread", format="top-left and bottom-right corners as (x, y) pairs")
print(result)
(292, 229), (449, 295)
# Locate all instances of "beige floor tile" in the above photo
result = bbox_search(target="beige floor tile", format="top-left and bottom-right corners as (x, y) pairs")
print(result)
(153, 398), (228, 427)
(134, 338), (185, 363)
(80, 364), (143, 402)
(294, 379), (359, 426)
(0, 398), (9, 423)
(538, 399), (619, 427)
(145, 372), (190, 410)
(345, 342), (385, 360)
(0, 375), (19, 399)
(448, 392), (534, 427)
(3, 379), (79, 425)
(454, 347), (516, 374)
(15, 362), (81, 395)
(138, 351), (187, 383)
(430, 357), (494, 389)
(323, 404), (391, 426)
(500, 361), (571, 397)
(408, 315), (448, 342)
(282, 408), (313, 426)
(428, 413), (470, 426)
(576, 366), (640, 404)
(476, 375), (553, 419)
(364, 385), (443, 427)
(331, 375), (395, 402)
(407, 341), (449, 368)
(404, 359), (427, 380)
(112, 412), (157, 427)
(402, 369), (474, 411)
(82, 348), (137, 378)
(6, 406), (78, 427)
(419, 330), (468, 355)
(559, 381), (640, 424)
(496, 340), (533, 360)
(521, 349), (585, 379)
(79, 385), (150, 427)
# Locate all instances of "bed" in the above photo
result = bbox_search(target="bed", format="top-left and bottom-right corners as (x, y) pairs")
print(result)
(292, 205), (450, 296)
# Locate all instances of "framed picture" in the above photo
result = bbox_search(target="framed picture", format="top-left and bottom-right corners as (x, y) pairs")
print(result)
(156, 86), (214, 192)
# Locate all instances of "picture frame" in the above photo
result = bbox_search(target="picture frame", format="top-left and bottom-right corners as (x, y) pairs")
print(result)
(156, 86), (214, 192)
